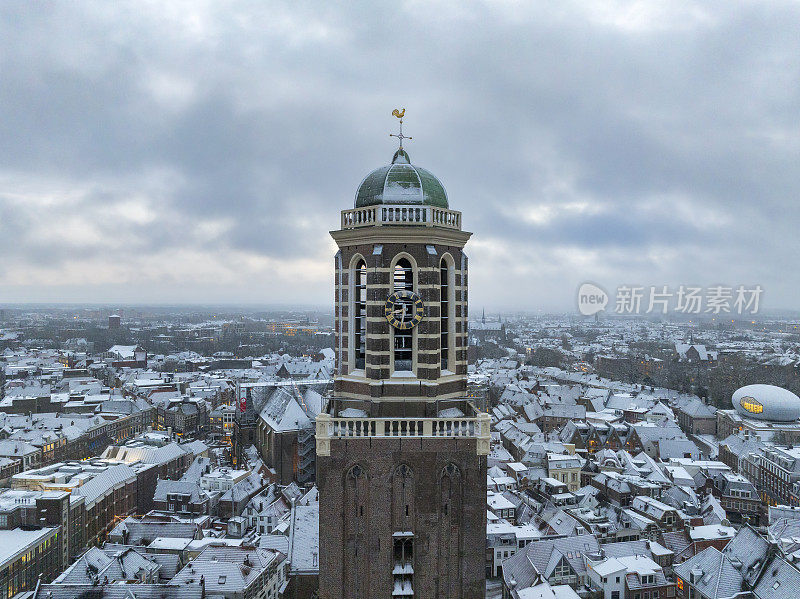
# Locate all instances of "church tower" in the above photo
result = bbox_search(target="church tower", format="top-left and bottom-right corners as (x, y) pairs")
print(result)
(317, 113), (489, 599)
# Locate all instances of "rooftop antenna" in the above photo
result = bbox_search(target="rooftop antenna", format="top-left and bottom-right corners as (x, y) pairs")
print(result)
(390, 108), (411, 150)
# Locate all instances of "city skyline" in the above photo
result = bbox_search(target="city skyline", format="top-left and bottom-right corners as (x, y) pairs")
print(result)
(3, 4), (800, 599)
(1, 1), (798, 310)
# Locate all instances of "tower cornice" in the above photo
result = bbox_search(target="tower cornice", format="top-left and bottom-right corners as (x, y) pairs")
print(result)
(330, 226), (472, 248)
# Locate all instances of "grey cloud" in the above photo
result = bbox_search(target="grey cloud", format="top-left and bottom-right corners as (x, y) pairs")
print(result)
(0, 0), (798, 309)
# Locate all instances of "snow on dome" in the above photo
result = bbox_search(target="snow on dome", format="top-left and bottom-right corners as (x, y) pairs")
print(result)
(732, 384), (800, 422)
(354, 149), (448, 209)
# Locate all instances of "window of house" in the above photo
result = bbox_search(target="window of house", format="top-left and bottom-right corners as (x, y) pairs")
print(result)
(554, 558), (571, 578)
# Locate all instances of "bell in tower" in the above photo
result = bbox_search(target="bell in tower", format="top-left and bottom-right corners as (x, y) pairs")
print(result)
(317, 112), (489, 599)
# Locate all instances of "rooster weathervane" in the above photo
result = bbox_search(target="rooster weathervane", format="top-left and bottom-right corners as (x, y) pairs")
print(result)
(390, 108), (411, 149)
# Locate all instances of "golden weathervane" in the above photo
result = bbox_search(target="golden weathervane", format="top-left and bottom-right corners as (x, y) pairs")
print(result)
(390, 108), (411, 149)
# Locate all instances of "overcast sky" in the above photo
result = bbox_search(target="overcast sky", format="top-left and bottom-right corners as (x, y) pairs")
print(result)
(0, 1), (798, 312)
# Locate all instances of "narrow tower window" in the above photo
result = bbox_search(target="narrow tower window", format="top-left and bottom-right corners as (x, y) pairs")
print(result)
(354, 260), (367, 370)
(440, 258), (451, 372)
(393, 258), (414, 372)
(393, 537), (414, 596)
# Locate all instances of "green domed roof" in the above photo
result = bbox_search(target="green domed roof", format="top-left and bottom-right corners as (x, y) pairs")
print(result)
(355, 149), (448, 209)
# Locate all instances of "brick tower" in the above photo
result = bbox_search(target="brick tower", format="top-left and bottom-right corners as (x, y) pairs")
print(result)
(317, 115), (489, 599)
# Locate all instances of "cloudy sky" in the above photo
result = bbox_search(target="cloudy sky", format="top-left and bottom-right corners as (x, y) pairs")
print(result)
(0, 1), (798, 312)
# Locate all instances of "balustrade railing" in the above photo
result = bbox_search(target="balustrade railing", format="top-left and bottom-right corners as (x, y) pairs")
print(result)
(327, 417), (479, 438)
(341, 205), (461, 230)
(315, 411), (491, 456)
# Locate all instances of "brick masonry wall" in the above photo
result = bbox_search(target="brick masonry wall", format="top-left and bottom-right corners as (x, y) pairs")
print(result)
(333, 241), (469, 398)
(318, 436), (486, 599)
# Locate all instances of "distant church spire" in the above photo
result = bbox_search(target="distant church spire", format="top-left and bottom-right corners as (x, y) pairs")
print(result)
(482, 308), (486, 325)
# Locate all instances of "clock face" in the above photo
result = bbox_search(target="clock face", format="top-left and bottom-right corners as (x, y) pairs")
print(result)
(385, 290), (424, 330)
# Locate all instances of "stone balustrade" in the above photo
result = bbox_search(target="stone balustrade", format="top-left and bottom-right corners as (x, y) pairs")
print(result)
(315, 411), (491, 456)
(341, 204), (462, 230)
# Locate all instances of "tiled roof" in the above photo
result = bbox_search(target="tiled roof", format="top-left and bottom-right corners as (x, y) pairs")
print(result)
(259, 535), (290, 554)
(75, 464), (136, 506)
(110, 518), (200, 545)
(102, 442), (187, 466)
(171, 546), (282, 592)
(680, 399), (717, 418)
(632, 496), (674, 518)
(722, 526), (770, 587)
(55, 547), (161, 584)
(658, 439), (701, 460)
(147, 553), (181, 580)
(502, 550), (544, 595)
(258, 387), (313, 432)
(521, 534), (599, 580)
(754, 557), (800, 599)
(540, 507), (584, 536)
(27, 584), (203, 599)
(289, 504), (319, 574)
(602, 540), (650, 560)
(769, 518), (800, 543)
(181, 456), (212, 482)
(221, 472), (264, 504)
(153, 479), (205, 504)
(660, 531), (695, 561)
(631, 423), (686, 443)
(674, 547), (744, 599)
(625, 568), (669, 590)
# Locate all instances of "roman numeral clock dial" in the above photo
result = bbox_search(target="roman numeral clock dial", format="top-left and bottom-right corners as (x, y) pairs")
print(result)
(384, 290), (424, 330)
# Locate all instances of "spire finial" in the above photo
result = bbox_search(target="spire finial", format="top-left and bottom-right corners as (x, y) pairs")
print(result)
(390, 108), (412, 150)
